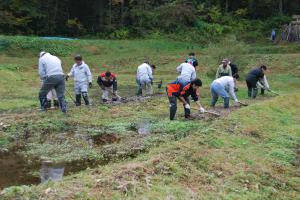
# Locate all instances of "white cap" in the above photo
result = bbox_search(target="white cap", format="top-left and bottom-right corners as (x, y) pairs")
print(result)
(40, 51), (46, 58)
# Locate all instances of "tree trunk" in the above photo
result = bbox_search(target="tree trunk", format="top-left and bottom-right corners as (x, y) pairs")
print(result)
(225, 0), (229, 13)
(279, 0), (283, 15)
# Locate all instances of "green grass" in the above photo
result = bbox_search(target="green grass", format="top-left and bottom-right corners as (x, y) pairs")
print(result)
(0, 35), (299, 199)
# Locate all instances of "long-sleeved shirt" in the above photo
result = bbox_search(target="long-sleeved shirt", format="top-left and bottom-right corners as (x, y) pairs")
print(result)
(176, 62), (196, 83)
(136, 63), (153, 81)
(245, 67), (265, 84)
(257, 75), (269, 89)
(216, 64), (232, 79)
(97, 72), (117, 91)
(167, 82), (199, 102)
(67, 61), (92, 83)
(213, 76), (238, 102)
(229, 63), (238, 76)
(38, 53), (64, 80)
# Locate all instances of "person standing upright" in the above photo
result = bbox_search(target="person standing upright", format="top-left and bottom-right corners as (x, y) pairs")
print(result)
(216, 59), (232, 79)
(66, 55), (93, 106)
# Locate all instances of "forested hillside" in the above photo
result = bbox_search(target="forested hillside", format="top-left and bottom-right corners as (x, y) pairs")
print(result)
(1, 0), (299, 40)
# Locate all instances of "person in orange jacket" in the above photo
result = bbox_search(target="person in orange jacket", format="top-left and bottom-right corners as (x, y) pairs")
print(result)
(166, 78), (205, 120)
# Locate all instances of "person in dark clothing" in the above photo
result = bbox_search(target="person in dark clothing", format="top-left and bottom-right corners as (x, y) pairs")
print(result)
(228, 60), (239, 91)
(166, 79), (205, 120)
(97, 71), (118, 102)
(185, 52), (196, 63)
(245, 65), (267, 99)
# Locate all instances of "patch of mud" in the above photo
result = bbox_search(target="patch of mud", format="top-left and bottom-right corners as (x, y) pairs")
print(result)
(0, 152), (100, 190)
(92, 133), (120, 145)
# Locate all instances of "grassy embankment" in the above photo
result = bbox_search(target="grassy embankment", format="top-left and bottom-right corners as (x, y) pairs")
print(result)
(0, 36), (299, 199)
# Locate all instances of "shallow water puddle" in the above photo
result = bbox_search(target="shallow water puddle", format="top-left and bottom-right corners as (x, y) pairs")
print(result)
(137, 120), (151, 135)
(0, 153), (39, 189)
(0, 153), (92, 190)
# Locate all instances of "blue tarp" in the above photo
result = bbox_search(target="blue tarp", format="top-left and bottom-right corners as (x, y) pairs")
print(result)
(41, 37), (78, 41)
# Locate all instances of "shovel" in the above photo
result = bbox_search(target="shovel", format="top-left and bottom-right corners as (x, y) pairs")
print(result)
(268, 90), (280, 96)
(191, 108), (221, 117)
(238, 101), (248, 106)
(65, 88), (76, 104)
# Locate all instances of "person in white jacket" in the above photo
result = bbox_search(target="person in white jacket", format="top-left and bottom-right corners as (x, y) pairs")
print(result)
(66, 55), (92, 106)
(38, 51), (67, 113)
(210, 76), (239, 108)
(176, 59), (198, 86)
(136, 62), (156, 96)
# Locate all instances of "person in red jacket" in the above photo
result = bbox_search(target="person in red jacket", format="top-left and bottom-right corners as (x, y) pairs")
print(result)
(166, 78), (205, 120)
(97, 71), (118, 102)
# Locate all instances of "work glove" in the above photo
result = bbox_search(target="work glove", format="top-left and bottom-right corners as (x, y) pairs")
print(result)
(89, 82), (92, 88)
(199, 107), (205, 113)
(184, 104), (191, 110)
(234, 101), (240, 107)
(65, 75), (69, 81)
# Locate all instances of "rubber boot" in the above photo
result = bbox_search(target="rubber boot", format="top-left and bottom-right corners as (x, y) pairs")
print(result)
(53, 100), (59, 108)
(184, 106), (191, 119)
(224, 97), (230, 108)
(251, 88), (258, 99)
(75, 94), (81, 106)
(211, 96), (218, 107)
(39, 97), (48, 111)
(170, 105), (177, 120)
(58, 98), (67, 113)
(247, 89), (252, 98)
(47, 100), (51, 109)
(82, 92), (90, 105)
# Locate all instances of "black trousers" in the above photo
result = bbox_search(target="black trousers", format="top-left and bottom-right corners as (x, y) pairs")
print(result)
(246, 79), (258, 98)
(168, 96), (190, 120)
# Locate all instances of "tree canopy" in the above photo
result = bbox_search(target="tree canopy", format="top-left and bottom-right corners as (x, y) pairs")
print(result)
(0, 0), (299, 38)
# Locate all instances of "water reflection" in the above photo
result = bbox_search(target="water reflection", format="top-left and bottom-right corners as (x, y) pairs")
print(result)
(137, 120), (151, 135)
(40, 160), (65, 183)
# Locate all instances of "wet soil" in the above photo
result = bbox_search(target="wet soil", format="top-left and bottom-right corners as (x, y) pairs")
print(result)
(0, 153), (39, 189)
(0, 152), (101, 190)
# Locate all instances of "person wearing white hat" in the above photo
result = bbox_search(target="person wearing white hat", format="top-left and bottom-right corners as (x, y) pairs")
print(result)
(38, 51), (67, 113)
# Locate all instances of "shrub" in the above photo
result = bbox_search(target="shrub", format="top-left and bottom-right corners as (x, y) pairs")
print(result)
(203, 36), (251, 78)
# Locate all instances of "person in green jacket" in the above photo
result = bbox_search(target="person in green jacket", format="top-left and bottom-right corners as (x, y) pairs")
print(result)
(216, 58), (232, 79)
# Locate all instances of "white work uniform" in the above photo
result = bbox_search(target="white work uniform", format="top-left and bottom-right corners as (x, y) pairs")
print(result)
(213, 76), (238, 102)
(176, 62), (196, 85)
(136, 63), (153, 96)
(68, 61), (92, 94)
(39, 53), (64, 80)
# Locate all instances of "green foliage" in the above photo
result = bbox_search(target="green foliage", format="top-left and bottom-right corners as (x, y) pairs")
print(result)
(270, 149), (296, 165)
(109, 28), (131, 39)
(0, 36), (77, 56)
(203, 36), (251, 78)
(0, 0), (296, 42)
(66, 18), (86, 36)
